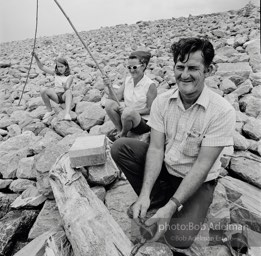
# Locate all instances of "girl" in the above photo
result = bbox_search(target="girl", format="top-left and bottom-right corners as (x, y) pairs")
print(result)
(32, 52), (73, 121)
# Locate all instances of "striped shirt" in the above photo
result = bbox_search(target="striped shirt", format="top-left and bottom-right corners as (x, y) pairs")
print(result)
(147, 85), (236, 181)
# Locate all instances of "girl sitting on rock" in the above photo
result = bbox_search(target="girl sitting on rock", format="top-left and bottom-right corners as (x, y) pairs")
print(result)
(32, 52), (73, 121)
(103, 51), (157, 140)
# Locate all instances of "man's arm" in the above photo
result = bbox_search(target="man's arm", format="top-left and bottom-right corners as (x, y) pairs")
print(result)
(146, 145), (224, 241)
(168, 146), (223, 207)
(132, 128), (165, 219)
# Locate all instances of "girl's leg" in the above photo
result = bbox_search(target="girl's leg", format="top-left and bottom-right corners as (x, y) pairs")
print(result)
(105, 99), (122, 132)
(120, 107), (141, 137)
(40, 87), (59, 111)
(62, 89), (72, 120)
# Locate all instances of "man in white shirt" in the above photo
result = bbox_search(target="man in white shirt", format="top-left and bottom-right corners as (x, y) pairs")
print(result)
(111, 37), (236, 249)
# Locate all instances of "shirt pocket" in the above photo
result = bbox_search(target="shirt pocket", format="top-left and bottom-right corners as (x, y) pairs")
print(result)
(181, 136), (203, 157)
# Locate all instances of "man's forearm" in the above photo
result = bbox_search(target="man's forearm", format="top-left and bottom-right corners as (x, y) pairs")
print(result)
(139, 146), (164, 198)
(170, 162), (207, 205)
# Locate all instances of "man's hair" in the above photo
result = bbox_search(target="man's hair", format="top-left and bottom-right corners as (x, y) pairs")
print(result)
(171, 38), (215, 68)
(55, 57), (70, 76)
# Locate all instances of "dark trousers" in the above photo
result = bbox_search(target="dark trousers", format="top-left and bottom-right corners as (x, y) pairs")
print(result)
(111, 138), (216, 248)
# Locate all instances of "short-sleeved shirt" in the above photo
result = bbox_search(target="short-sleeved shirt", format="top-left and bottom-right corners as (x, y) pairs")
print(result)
(147, 85), (236, 182)
(124, 74), (154, 120)
(54, 75), (72, 93)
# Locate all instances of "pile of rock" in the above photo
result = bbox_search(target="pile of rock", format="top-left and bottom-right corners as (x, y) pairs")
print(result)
(0, 2), (260, 256)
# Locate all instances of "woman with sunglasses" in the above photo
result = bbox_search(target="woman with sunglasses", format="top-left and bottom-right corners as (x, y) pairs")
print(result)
(104, 51), (157, 140)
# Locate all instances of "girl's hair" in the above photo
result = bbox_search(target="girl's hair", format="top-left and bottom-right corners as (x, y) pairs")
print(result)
(55, 57), (70, 76)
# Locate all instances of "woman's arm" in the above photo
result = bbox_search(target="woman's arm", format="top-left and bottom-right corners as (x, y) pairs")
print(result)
(32, 52), (55, 75)
(138, 83), (157, 115)
(103, 77), (124, 102)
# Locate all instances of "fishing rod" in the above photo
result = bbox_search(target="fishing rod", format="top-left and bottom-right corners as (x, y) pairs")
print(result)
(53, 0), (120, 105)
(18, 0), (39, 105)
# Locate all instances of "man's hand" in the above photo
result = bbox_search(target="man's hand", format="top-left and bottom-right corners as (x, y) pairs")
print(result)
(144, 201), (176, 242)
(132, 195), (151, 220)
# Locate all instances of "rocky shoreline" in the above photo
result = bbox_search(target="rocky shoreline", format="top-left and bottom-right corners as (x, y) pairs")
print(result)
(0, 2), (260, 256)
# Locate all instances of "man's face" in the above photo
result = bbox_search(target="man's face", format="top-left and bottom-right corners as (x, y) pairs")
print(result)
(174, 50), (208, 100)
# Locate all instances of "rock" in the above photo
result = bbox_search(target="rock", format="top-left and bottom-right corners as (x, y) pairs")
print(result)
(250, 72), (261, 86)
(216, 45), (238, 58)
(239, 95), (261, 118)
(219, 176), (261, 233)
(9, 179), (36, 193)
(91, 186), (106, 202)
(252, 84), (261, 98)
(0, 61), (11, 68)
(0, 210), (39, 256)
(245, 39), (261, 72)
(233, 131), (250, 150)
(229, 151), (261, 189)
(35, 142), (67, 198)
(50, 117), (83, 137)
(7, 124), (22, 137)
(16, 156), (37, 180)
(28, 200), (61, 239)
(30, 129), (62, 154)
(27, 97), (44, 111)
(219, 78), (237, 94)
(75, 101), (96, 115)
(105, 180), (137, 238)
(0, 148), (29, 179)
(0, 179), (12, 190)
(0, 129), (8, 136)
(232, 79), (253, 97)
(11, 185), (46, 209)
(139, 242), (173, 256)
(10, 110), (32, 124)
(242, 117), (261, 140)
(77, 104), (106, 130)
(216, 62), (252, 78)
(0, 192), (19, 219)
(82, 88), (102, 102)
(0, 131), (37, 154)
(22, 120), (46, 136)
(88, 151), (120, 186)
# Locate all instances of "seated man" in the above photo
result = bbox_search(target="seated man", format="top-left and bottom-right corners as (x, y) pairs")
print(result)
(103, 51), (157, 139)
(111, 38), (236, 249)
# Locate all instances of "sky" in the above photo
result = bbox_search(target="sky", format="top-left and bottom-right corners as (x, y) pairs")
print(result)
(0, 0), (260, 43)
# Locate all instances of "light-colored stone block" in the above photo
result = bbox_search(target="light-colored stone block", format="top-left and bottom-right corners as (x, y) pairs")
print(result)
(216, 62), (252, 78)
(69, 135), (106, 167)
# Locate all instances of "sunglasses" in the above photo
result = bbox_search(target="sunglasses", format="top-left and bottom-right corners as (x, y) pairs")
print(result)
(127, 64), (143, 70)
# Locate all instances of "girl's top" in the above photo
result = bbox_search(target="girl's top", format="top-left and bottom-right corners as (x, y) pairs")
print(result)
(54, 75), (72, 93)
(124, 74), (154, 120)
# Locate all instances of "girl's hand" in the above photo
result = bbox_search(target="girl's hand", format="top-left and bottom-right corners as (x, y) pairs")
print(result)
(102, 76), (111, 88)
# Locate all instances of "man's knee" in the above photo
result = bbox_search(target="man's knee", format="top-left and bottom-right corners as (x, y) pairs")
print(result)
(111, 138), (126, 163)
